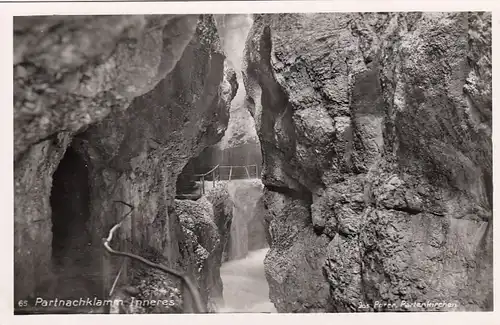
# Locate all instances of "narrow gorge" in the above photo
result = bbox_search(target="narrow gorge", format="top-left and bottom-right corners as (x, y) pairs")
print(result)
(244, 12), (492, 312)
(13, 12), (492, 314)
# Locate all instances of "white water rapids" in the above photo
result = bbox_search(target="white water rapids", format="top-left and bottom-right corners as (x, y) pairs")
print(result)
(216, 248), (276, 313)
(205, 180), (276, 312)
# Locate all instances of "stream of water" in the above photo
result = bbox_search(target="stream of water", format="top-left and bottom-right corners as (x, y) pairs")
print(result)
(217, 248), (276, 313)
(205, 179), (275, 313)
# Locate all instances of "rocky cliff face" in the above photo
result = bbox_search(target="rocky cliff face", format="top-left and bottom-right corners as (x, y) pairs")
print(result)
(244, 12), (492, 312)
(14, 14), (237, 310)
(175, 197), (225, 311)
(206, 183), (234, 263)
(215, 14), (259, 150)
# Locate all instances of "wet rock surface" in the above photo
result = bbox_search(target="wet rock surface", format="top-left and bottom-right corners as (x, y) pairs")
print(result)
(244, 12), (492, 312)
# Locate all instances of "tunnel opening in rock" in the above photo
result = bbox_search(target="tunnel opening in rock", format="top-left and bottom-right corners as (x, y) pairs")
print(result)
(49, 144), (100, 302)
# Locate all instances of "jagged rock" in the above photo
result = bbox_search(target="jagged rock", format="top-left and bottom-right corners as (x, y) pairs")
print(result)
(206, 183), (234, 263)
(14, 14), (238, 312)
(175, 198), (222, 311)
(215, 14), (259, 150)
(248, 193), (269, 251)
(14, 15), (200, 160)
(184, 15), (261, 178)
(110, 264), (183, 314)
(244, 12), (492, 312)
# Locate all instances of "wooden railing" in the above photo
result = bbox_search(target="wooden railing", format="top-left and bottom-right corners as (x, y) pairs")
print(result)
(193, 164), (260, 196)
(193, 164), (221, 195)
(102, 201), (206, 314)
(219, 164), (259, 181)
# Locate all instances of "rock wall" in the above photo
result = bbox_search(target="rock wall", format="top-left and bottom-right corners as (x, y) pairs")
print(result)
(14, 14), (237, 309)
(244, 12), (492, 312)
(215, 15), (260, 150)
(110, 193), (233, 314)
(249, 194), (270, 251)
(175, 198), (224, 311)
(176, 15), (262, 199)
(206, 183), (234, 263)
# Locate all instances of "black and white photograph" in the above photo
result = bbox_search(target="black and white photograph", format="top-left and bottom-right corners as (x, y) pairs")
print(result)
(4, 0), (497, 322)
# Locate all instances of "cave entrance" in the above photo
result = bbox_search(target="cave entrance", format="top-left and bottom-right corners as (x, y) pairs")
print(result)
(50, 145), (99, 301)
